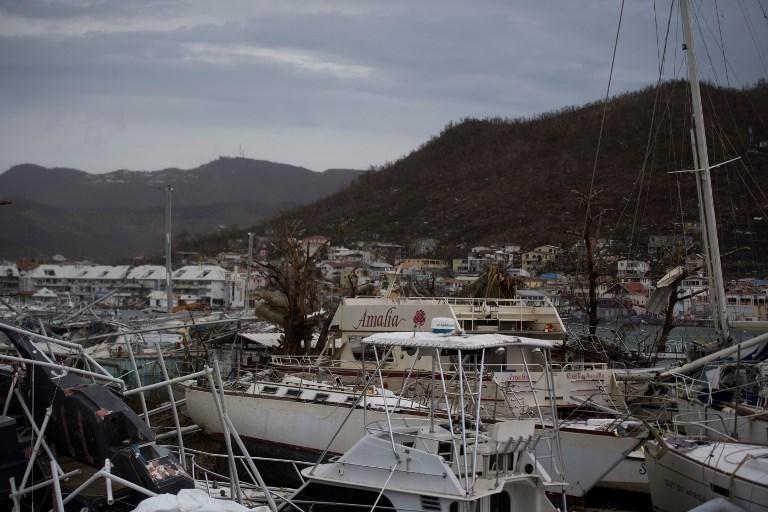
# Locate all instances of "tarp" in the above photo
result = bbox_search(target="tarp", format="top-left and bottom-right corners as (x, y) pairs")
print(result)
(132, 489), (267, 512)
(236, 332), (282, 348)
(362, 331), (555, 350)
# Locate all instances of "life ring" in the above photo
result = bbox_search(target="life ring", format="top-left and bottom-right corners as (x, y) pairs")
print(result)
(544, 323), (554, 333)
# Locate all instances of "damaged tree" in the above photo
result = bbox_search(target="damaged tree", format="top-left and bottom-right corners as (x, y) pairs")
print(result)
(251, 223), (325, 355)
(464, 264), (520, 299)
(566, 189), (611, 335)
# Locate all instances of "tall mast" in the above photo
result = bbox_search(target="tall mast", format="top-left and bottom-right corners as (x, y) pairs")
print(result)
(165, 184), (174, 314)
(680, 0), (730, 345)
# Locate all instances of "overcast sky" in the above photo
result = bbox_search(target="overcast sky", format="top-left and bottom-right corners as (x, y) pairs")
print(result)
(0, 0), (766, 174)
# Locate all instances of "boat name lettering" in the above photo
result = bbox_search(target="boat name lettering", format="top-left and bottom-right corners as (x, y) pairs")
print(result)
(663, 478), (705, 503)
(499, 374), (534, 382)
(352, 307), (407, 329)
(566, 371), (605, 381)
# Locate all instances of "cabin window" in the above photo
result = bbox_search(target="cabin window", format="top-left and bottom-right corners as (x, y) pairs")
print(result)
(291, 482), (395, 511)
(286, 388), (302, 398)
(421, 496), (442, 511)
(349, 338), (394, 363)
(345, 396), (356, 403)
(261, 386), (278, 394)
(438, 442), (453, 460)
(314, 393), (330, 402)
(490, 490), (511, 511)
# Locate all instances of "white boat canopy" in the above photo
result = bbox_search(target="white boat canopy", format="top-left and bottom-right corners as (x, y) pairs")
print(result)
(361, 331), (555, 350)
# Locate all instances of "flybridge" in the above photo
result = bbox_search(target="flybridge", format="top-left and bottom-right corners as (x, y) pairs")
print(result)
(331, 296), (566, 340)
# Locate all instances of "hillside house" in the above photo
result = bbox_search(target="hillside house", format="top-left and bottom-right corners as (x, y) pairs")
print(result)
(369, 243), (406, 265)
(521, 245), (561, 273)
(398, 259), (448, 274)
(725, 286), (768, 322)
(301, 235), (331, 256)
(648, 234), (694, 259)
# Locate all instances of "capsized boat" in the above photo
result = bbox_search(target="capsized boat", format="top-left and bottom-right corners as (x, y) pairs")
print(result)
(0, 325), (195, 498)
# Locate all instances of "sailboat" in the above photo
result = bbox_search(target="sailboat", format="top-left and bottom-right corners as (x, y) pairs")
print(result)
(642, 1), (768, 510)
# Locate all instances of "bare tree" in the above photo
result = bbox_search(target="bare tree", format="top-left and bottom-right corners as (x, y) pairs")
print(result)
(252, 223), (324, 354)
(565, 189), (612, 335)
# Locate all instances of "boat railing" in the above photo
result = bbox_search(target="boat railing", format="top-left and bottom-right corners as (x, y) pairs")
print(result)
(668, 373), (713, 404)
(269, 354), (326, 367)
(465, 362), (609, 375)
(668, 413), (739, 442)
(364, 296), (557, 309)
(174, 445), (314, 488)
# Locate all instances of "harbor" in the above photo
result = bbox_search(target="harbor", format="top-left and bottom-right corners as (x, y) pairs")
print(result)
(1, 0), (767, 511)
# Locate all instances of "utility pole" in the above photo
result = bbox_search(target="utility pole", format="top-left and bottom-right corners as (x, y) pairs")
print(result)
(165, 185), (174, 314)
(245, 232), (254, 311)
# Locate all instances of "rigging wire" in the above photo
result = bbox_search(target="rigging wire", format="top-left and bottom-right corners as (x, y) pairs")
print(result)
(738, 0), (768, 77)
(714, 0), (731, 86)
(581, 0), (625, 239)
(619, 0), (676, 258)
(686, 2), (768, 276)
(757, 0), (768, 28)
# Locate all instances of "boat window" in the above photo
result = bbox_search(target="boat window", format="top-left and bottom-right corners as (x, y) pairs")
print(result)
(261, 386), (278, 394)
(490, 490), (511, 511)
(345, 396), (356, 403)
(421, 496), (441, 511)
(291, 483), (395, 511)
(438, 442), (453, 460)
(349, 339), (394, 363)
(314, 393), (330, 402)
(286, 388), (302, 398)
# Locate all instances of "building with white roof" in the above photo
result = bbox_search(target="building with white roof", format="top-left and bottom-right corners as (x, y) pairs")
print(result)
(172, 265), (232, 308)
(26, 264), (131, 305)
(0, 263), (20, 296)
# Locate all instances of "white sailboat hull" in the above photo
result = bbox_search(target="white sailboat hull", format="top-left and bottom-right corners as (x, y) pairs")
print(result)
(186, 386), (641, 497)
(599, 450), (649, 494)
(536, 427), (643, 497)
(646, 442), (768, 512)
(185, 386), (422, 457)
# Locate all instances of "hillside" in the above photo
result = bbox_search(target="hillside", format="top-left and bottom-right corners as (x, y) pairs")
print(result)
(0, 158), (360, 210)
(0, 158), (362, 261)
(268, 81), (768, 273)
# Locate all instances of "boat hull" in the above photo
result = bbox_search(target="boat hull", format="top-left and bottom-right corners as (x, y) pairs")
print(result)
(646, 443), (768, 512)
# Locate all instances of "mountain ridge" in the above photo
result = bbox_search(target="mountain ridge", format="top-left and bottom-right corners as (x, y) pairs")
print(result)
(0, 157), (363, 261)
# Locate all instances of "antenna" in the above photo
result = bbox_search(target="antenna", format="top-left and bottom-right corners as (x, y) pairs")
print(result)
(238, 144), (245, 158)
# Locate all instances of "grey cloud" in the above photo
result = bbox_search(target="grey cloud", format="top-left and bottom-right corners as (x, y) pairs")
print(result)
(0, 0), (766, 173)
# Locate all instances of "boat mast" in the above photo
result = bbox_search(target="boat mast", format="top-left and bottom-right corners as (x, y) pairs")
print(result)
(165, 184), (174, 314)
(680, 0), (730, 345)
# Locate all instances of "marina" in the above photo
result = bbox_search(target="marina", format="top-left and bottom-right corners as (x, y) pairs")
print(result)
(0, 1), (767, 511)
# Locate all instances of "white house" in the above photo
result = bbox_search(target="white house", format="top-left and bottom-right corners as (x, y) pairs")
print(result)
(172, 265), (231, 308)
